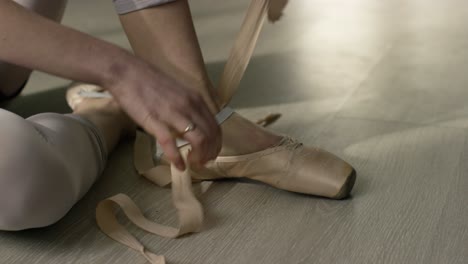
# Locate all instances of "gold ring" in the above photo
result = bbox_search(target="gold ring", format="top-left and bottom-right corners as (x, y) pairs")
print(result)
(182, 123), (196, 134)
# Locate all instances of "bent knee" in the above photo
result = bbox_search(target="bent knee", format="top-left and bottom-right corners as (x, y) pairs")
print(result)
(0, 160), (76, 231)
(0, 152), (79, 230)
(0, 63), (31, 100)
(0, 112), (77, 230)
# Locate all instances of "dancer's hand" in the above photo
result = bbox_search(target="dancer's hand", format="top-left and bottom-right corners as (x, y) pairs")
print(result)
(0, 0), (217, 170)
(106, 57), (222, 170)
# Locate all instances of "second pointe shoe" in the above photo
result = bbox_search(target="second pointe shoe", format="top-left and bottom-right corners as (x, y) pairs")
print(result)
(66, 83), (111, 110)
(157, 107), (356, 200)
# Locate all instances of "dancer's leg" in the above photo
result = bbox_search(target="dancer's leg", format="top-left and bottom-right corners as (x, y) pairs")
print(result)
(72, 92), (134, 151)
(117, 0), (282, 155)
(0, 0), (67, 98)
(113, 1), (355, 199)
(0, 90), (133, 231)
(117, 0), (218, 113)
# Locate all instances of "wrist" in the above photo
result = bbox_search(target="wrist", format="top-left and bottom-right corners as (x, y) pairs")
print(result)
(99, 48), (137, 89)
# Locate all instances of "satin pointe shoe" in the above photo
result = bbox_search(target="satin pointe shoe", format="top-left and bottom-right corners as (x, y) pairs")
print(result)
(66, 83), (110, 109)
(156, 107), (356, 200)
(66, 85), (356, 199)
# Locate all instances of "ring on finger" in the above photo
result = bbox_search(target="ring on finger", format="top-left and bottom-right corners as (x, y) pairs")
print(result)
(182, 122), (196, 135)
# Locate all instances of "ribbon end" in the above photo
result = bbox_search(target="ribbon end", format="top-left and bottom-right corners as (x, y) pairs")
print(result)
(267, 0), (289, 22)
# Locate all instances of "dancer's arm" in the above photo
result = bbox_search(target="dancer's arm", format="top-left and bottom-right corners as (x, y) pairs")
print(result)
(0, 0), (220, 169)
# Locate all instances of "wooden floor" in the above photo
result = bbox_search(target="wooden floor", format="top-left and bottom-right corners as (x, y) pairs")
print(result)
(2, 0), (468, 263)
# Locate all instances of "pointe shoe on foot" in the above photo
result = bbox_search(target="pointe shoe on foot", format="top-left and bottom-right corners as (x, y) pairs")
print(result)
(197, 137), (355, 199)
(66, 84), (356, 199)
(66, 83), (111, 110)
(156, 107), (356, 200)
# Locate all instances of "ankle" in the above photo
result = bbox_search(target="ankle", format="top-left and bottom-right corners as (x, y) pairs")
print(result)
(73, 98), (135, 151)
(219, 113), (282, 156)
(192, 80), (220, 115)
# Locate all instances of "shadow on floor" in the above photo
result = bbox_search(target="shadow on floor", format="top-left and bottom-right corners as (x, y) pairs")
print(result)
(1, 51), (336, 118)
(0, 85), (71, 118)
(207, 52), (327, 109)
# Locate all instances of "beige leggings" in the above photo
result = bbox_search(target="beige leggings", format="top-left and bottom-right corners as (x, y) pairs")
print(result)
(0, 0), (176, 230)
(0, 109), (107, 231)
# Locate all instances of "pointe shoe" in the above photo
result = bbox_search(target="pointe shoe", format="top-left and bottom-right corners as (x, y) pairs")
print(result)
(157, 108), (356, 200)
(66, 83), (111, 110)
(198, 138), (355, 199)
(65, 85), (356, 199)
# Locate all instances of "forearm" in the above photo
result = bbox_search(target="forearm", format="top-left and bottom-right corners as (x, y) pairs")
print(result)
(0, 0), (132, 87)
(119, 0), (220, 113)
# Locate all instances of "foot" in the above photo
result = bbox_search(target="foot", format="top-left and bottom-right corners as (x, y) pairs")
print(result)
(219, 113), (283, 156)
(67, 83), (136, 151)
(159, 108), (356, 200)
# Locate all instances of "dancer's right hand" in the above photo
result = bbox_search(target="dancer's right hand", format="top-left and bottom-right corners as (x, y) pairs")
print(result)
(105, 57), (222, 171)
(0, 1), (221, 170)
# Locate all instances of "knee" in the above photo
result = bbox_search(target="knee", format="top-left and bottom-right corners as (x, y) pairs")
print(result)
(0, 63), (30, 100)
(0, 154), (77, 231)
(0, 157), (76, 231)
(0, 114), (76, 230)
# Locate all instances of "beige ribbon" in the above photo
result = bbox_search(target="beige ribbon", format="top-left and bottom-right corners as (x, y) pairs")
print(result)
(95, 1), (288, 263)
(218, 0), (288, 107)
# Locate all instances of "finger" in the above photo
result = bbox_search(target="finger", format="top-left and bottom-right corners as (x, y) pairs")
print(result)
(198, 102), (222, 158)
(162, 113), (209, 169)
(185, 123), (211, 168)
(187, 95), (222, 161)
(143, 118), (185, 171)
(188, 110), (220, 163)
(184, 129), (207, 170)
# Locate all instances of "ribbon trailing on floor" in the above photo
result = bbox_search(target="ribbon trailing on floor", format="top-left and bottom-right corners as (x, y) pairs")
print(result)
(95, 1), (289, 263)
